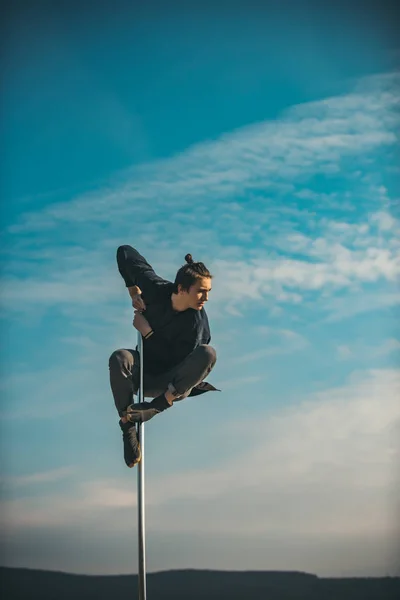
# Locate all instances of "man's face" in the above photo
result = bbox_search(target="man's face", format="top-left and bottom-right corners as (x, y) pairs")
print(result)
(181, 277), (212, 310)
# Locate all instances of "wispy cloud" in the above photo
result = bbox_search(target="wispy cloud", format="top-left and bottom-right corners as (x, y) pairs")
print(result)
(337, 344), (353, 360)
(2, 368), (398, 574)
(374, 338), (400, 356)
(0, 366), (103, 421)
(1, 69), (399, 578)
(233, 327), (308, 364)
(215, 375), (264, 390)
(2, 466), (75, 488)
(337, 338), (400, 361)
(5, 72), (399, 236)
(1, 72), (399, 325)
(324, 290), (400, 322)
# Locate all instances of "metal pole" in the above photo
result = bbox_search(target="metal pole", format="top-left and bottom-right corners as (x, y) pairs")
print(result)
(137, 331), (147, 600)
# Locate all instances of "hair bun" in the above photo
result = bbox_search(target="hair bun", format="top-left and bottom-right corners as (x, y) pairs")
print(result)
(185, 253), (193, 264)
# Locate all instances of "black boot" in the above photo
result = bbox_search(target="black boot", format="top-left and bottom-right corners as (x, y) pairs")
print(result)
(119, 420), (141, 467)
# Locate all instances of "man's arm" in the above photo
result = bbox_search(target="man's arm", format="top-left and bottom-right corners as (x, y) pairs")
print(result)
(116, 245), (171, 304)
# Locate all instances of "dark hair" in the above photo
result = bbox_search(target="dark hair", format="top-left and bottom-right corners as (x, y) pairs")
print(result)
(172, 253), (212, 293)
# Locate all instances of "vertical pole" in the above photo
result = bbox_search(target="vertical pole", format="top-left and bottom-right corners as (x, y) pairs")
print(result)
(137, 331), (147, 600)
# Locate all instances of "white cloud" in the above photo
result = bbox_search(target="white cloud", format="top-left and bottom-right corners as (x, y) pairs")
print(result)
(324, 291), (400, 322)
(209, 233), (399, 311)
(2, 467), (75, 488)
(1, 61), (399, 579)
(2, 369), (398, 545)
(0, 366), (103, 421)
(1, 71), (399, 325)
(337, 345), (353, 360)
(230, 327), (308, 364)
(370, 211), (397, 232)
(5, 72), (399, 236)
(4, 223), (398, 318)
(214, 375), (264, 390)
(373, 338), (400, 356)
(337, 338), (400, 362)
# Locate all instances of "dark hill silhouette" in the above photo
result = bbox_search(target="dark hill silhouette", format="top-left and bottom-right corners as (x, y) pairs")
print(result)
(1, 566), (399, 600)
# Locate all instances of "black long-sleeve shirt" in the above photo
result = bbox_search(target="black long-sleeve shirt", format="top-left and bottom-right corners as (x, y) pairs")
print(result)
(117, 245), (211, 376)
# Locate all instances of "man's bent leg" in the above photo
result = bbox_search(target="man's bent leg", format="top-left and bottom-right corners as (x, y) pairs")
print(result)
(168, 344), (217, 400)
(109, 349), (139, 417)
(124, 345), (217, 423)
(109, 349), (142, 468)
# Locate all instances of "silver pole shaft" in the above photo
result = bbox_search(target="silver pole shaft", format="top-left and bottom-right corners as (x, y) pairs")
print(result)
(137, 331), (147, 600)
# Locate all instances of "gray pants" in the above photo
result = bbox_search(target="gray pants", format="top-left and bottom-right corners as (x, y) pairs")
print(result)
(109, 344), (217, 417)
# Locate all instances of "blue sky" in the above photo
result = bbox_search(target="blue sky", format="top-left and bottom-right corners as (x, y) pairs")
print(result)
(1, 0), (399, 578)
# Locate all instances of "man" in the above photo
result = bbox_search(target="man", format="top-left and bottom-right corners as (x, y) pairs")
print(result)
(109, 245), (219, 468)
